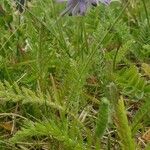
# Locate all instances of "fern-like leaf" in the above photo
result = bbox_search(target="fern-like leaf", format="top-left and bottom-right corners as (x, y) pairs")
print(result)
(10, 121), (84, 150)
(131, 97), (150, 135)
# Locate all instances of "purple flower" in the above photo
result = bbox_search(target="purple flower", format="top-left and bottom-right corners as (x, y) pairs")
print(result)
(58, 0), (111, 16)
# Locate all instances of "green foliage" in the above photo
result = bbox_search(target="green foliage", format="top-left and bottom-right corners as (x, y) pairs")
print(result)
(95, 97), (110, 138)
(10, 121), (84, 150)
(114, 96), (136, 150)
(0, 81), (63, 111)
(132, 97), (150, 135)
(145, 144), (150, 150)
(0, 0), (150, 149)
(116, 66), (148, 99)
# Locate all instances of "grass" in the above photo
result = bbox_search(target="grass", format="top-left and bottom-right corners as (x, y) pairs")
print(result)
(0, 0), (150, 149)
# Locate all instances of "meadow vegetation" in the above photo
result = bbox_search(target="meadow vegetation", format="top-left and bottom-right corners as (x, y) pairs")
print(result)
(0, 0), (150, 149)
